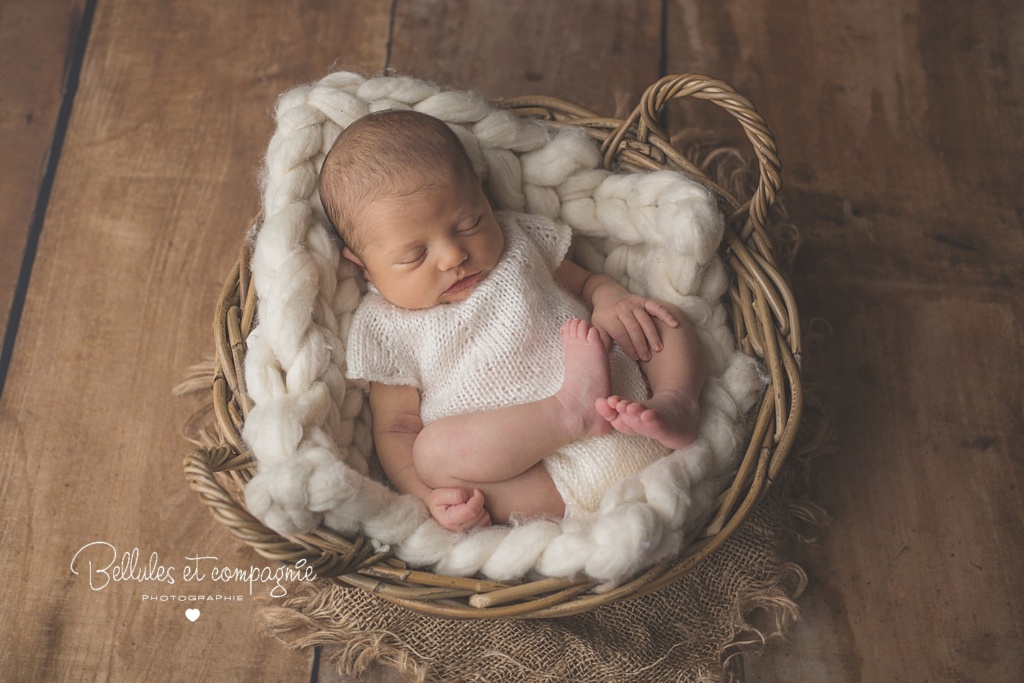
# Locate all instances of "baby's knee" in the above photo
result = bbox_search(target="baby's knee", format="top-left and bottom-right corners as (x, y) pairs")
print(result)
(412, 428), (460, 489)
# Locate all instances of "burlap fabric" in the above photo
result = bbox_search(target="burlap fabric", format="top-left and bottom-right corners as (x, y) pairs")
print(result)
(258, 487), (807, 683)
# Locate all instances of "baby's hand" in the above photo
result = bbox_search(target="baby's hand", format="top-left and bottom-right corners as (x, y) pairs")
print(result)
(426, 487), (492, 532)
(589, 280), (679, 362)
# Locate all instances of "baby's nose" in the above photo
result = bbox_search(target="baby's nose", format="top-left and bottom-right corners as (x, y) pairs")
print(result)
(438, 241), (469, 270)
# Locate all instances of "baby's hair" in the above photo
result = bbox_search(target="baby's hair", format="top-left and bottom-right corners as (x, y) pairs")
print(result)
(318, 109), (479, 254)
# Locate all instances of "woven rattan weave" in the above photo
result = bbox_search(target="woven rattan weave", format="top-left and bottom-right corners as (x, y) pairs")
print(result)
(183, 73), (801, 619)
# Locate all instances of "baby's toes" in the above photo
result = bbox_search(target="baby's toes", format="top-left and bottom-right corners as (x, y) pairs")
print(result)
(595, 398), (617, 421)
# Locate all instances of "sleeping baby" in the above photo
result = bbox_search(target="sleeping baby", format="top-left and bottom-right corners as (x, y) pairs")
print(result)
(317, 110), (706, 532)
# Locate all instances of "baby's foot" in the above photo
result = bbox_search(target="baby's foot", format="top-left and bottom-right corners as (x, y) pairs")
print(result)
(596, 390), (700, 450)
(555, 319), (613, 439)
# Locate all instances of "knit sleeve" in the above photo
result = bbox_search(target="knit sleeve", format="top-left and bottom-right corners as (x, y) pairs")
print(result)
(345, 296), (421, 389)
(502, 212), (572, 271)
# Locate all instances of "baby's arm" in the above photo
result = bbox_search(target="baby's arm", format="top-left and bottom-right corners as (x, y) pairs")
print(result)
(369, 382), (491, 531)
(554, 259), (679, 361)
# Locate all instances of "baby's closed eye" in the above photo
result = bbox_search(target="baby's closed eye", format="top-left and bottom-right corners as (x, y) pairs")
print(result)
(455, 215), (482, 235)
(398, 249), (427, 265)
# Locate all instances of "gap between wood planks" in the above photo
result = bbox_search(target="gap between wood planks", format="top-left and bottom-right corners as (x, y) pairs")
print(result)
(0, 0), (97, 399)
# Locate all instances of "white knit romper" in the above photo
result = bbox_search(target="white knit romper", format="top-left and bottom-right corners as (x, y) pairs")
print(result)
(346, 211), (669, 516)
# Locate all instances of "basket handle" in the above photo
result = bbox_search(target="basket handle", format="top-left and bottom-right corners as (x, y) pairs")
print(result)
(606, 75), (801, 448)
(603, 74), (782, 244)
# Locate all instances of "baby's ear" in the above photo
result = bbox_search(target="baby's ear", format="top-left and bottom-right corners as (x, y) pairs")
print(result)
(341, 246), (364, 268)
(342, 246), (371, 282)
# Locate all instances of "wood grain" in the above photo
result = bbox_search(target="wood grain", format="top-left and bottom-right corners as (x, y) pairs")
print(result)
(666, 0), (1024, 280)
(663, 1), (1024, 680)
(389, 0), (663, 116)
(0, 0), (86, 360)
(749, 282), (1024, 682)
(0, 0), (391, 680)
(2, 0), (1022, 681)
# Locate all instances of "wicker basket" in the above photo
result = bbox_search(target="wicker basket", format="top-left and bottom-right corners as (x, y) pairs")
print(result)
(183, 73), (801, 620)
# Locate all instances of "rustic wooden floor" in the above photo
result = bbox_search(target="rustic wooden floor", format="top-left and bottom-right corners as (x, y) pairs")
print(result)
(2, 1), (1021, 681)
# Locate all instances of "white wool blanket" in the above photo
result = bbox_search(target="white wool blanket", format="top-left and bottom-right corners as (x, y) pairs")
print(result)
(242, 71), (766, 583)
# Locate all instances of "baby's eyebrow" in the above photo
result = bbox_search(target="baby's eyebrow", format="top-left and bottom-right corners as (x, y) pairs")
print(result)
(392, 238), (423, 252)
(365, 236), (417, 256)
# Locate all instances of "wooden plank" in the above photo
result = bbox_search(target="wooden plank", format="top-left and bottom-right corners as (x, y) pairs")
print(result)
(0, 0), (85, 357)
(389, 0), (664, 115)
(0, 1), (392, 680)
(4, 0), (1012, 680)
(751, 280), (1024, 682)
(665, 0), (1024, 286)
(663, 0), (1024, 680)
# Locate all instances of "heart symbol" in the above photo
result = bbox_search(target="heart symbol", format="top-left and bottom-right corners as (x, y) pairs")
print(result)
(185, 608), (201, 622)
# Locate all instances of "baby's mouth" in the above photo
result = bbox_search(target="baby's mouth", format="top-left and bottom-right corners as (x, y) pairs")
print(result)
(446, 271), (482, 295)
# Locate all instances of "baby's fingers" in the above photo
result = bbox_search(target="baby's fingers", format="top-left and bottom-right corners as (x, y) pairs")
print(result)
(441, 489), (491, 530)
(643, 299), (680, 327)
(621, 310), (662, 361)
(432, 487), (472, 506)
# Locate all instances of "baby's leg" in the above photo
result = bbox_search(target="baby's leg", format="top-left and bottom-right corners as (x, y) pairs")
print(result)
(414, 319), (611, 487)
(474, 463), (565, 524)
(595, 301), (706, 450)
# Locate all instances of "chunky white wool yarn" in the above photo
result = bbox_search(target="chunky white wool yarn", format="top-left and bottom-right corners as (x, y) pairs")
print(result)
(243, 70), (766, 583)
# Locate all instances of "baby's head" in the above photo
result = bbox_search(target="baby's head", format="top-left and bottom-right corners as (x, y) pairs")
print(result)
(319, 110), (477, 250)
(319, 110), (504, 309)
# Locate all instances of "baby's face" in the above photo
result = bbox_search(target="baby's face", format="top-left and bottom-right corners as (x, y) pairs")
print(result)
(344, 173), (505, 309)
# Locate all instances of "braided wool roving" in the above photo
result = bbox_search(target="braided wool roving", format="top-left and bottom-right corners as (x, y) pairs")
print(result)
(242, 71), (765, 583)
